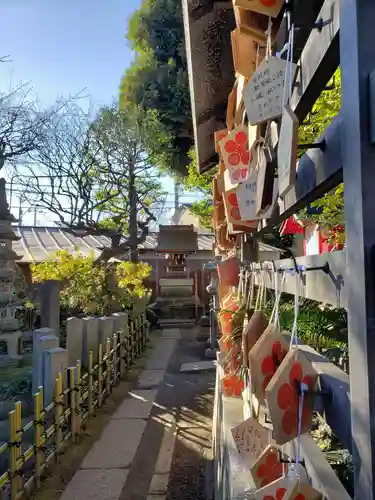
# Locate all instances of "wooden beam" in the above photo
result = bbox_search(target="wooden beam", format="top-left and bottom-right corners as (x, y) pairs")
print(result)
(252, 248), (346, 308)
(257, 113), (342, 233)
(285, 434), (352, 500)
(291, 0), (340, 121)
(297, 342), (351, 453)
(340, 0), (375, 496)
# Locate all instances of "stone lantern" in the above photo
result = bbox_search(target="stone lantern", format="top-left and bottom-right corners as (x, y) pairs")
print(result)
(0, 178), (23, 359)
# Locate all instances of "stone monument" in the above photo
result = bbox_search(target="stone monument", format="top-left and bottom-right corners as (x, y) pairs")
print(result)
(0, 178), (23, 359)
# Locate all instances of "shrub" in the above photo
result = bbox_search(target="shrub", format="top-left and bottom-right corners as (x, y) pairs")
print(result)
(31, 250), (152, 316)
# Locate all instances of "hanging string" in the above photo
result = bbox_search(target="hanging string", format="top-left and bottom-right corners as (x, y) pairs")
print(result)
(259, 270), (267, 309)
(273, 271), (285, 329)
(237, 269), (244, 303)
(265, 17), (273, 57)
(296, 382), (308, 480)
(269, 268), (278, 325)
(246, 270), (255, 312)
(254, 270), (263, 311)
(281, 0), (295, 112)
(289, 271), (300, 348)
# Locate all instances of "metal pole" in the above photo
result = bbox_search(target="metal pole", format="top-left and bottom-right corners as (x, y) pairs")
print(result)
(340, 0), (375, 497)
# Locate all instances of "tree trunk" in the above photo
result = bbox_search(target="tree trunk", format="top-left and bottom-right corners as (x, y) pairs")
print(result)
(128, 158), (138, 262)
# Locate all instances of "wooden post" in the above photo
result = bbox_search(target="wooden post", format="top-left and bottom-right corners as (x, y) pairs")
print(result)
(75, 361), (81, 438)
(98, 343), (103, 407)
(112, 333), (117, 387)
(340, 0), (375, 496)
(119, 328), (125, 378)
(9, 409), (18, 500)
(54, 373), (63, 462)
(34, 392), (42, 489)
(14, 401), (22, 492)
(106, 338), (111, 396)
(88, 351), (94, 417)
(68, 368), (77, 443)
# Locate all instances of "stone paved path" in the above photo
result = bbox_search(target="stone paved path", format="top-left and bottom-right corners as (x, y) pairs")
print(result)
(58, 327), (215, 500)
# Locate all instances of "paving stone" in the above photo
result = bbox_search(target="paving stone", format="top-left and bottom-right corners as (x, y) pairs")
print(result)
(60, 469), (129, 500)
(112, 390), (158, 419)
(138, 370), (165, 388)
(81, 419), (146, 469)
(161, 328), (181, 339)
(146, 340), (177, 370)
(180, 360), (216, 372)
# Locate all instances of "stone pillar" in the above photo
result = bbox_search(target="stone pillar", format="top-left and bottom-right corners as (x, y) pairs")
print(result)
(66, 317), (84, 367)
(98, 316), (115, 351)
(43, 347), (68, 406)
(39, 280), (61, 337)
(32, 327), (58, 395)
(112, 312), (128, 332)
(82, 317), (99, 366)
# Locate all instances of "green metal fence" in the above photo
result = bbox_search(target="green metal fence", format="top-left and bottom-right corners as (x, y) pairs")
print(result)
(0, 313), (148, 499)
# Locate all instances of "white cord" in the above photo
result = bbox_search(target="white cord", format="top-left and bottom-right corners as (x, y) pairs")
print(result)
(274, 273), (286, 328)
(296, 382), (308, 479)
(289, 272), (300, 348)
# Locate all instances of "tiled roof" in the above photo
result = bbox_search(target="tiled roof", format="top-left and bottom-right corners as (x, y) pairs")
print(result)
(11, 226), (215, 263)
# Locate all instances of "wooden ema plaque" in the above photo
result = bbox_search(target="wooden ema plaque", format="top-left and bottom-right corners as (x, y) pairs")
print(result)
(287, 482), (323, 500)
(278, 105), (299, 197)
(233, 0), (284, 19)
(216, 223), (234, 251)
(219, 125), (251, 183)
(249, 325), (289, 401)
(213, 199), (225, 228)
(253, 475), (297, 500)
(233, 6), (276, 44)
(242, 310), (268, 368)
(217, 256), (241, 287)
(251, 445), (284, 489)
(223, 189), (242, 224)
(236, 168), (259, 220)
(231, 29), (264, 78)
(255, 143), (275, 215)
(214, 129), (228, 153)
(231, 417), (269, 467)
(230, 220), (258, 233)
(221, 372), (245, 397)
(227, 85), (237, 131)
(213, 176), (221, 203)
(265, 348), (318, 446)
(243, 56), (297, 126)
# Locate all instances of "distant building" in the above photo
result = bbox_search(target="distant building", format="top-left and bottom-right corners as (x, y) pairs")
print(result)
(171, 203), (210, 233)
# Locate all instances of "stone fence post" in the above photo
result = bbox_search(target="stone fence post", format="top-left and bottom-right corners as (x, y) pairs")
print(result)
(38, 280), (61, 337)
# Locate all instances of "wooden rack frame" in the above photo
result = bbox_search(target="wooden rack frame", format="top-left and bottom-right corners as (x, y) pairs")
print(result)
(241, 0), (375, 496)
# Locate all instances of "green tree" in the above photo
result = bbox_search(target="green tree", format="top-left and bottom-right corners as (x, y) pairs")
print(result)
(120, 0), (193, 175)
(16, 104), (166, 261)
(299, 68), (344, 244)
(181, 149), (216, 229)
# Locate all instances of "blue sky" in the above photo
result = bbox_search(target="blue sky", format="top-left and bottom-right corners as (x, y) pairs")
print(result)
(0, 0), (193, 225)
(0, 0), (139, 106)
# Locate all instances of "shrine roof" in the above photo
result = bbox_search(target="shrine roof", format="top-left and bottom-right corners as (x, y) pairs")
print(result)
(11, 226), (215, 263)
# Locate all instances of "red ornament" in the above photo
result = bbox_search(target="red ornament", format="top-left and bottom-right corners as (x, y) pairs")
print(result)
(277, 362), (314, 436)
(260, 0), (277, 6)
(256, 450), (283, 487)
(227, 192), (239, 207)
(263, 488), (287, 500)
(261, 341), (288, 390)
(224, 131), (250, 167)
